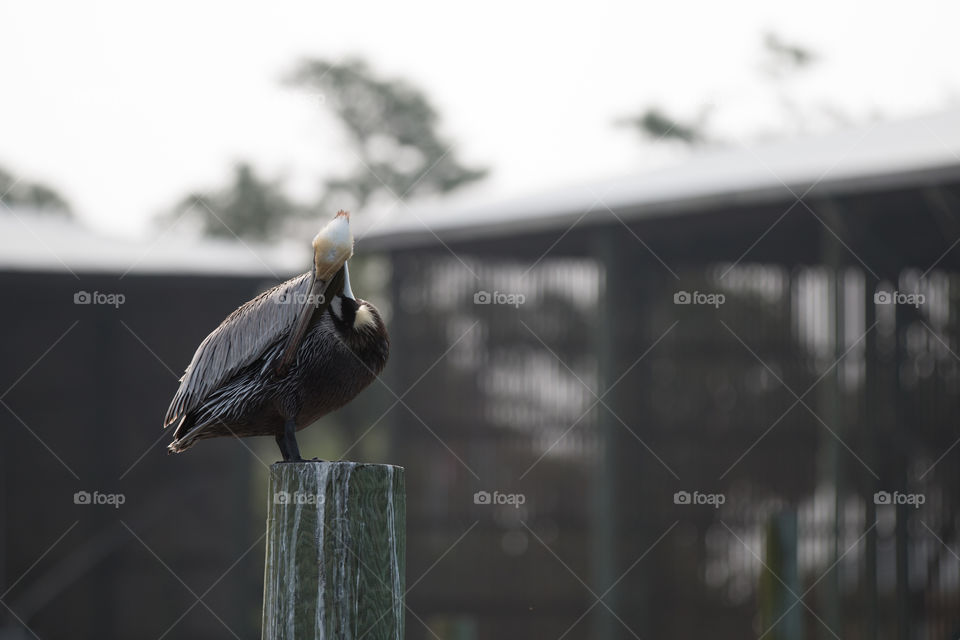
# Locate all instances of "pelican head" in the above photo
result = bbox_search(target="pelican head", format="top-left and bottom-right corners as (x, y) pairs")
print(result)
(272, 210), (356, 377)
(311, 210), (353, 281)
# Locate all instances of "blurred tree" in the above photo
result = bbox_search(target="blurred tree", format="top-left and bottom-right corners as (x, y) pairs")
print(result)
(620, 32), (827, 146)
(287, 58), (488, 210)
(168, 163), (295, 241)
(0, 165), (72, 216)
(759, 32), (820, 135)
(618, 107), (710, 146)
(760, 32), (815, 78)
(168, 58), (486, 240)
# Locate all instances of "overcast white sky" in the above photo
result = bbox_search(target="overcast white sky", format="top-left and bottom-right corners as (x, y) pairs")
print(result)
(2, 0), (958, 237)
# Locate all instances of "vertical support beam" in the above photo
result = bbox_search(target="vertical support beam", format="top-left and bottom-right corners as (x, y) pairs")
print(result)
(862, 278), (879, 640)
(386, 250), (412, 450)
(817, 201), (845, 637)
(262, 462), (406, 640)
(759, 510), (803, 640)
(893, 298), (910, 640)
(94, 295), (118, 636)
(589, 227), (623, 640)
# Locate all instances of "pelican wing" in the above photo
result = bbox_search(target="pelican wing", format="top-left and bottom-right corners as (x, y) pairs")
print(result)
(163, 272), (312, 428)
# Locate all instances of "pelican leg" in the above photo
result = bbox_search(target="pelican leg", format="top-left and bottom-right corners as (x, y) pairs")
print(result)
(276, 418), (304, 462)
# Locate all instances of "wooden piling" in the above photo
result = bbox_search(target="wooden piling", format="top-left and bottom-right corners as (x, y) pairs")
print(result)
(759, 510), (803, 640)
(261, 461), (405, 640)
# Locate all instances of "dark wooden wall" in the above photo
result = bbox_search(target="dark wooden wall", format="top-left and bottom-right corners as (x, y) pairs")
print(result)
(0, 270), (280, 638)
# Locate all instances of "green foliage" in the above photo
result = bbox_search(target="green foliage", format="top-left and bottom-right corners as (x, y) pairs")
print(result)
(620, 107), (708, 145)
(288, 58), (488, 210)
(169, 163), (295, 241)
(0, 165), (72, 216)
(761, 32), (816, 77)
(621, 32), (821, 146)
(169, 57), (487, 240)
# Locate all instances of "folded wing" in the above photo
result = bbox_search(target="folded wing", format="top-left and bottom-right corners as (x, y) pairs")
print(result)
(163, 272), (312, 429)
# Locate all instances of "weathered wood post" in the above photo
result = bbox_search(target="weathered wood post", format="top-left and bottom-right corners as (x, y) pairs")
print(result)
(261, 461), (405, 640)
(758, 510), (803, 640)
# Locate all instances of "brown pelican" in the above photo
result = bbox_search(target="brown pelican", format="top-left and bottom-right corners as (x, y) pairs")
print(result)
(163, 211), (389, 461)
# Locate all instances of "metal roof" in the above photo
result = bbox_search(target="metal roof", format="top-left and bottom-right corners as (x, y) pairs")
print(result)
(0, 212), (305, 276)
(359, 110), (960, 250)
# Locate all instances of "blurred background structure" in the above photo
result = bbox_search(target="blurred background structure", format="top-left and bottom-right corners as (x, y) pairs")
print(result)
(3, 1), (960, 638)
(3, 111), (960, 639)
(362, 111), (960, 639)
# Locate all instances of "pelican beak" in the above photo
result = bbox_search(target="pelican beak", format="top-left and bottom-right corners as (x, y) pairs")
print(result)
(312, 210), (353, 281)
(273, 268), (345, 377)
(342, 261), (355, 301)
(273, 211), (353, 377)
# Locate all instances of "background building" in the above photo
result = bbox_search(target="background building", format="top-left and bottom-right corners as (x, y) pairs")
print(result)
(2, 111), (959, 638)
(361, 110), (960, 639)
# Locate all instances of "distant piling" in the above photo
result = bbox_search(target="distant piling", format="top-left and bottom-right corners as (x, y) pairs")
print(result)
(261, 462), (405, 640)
